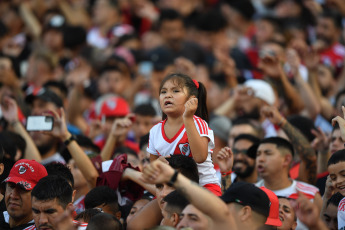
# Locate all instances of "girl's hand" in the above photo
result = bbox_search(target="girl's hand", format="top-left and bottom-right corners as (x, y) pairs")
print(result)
(183, 98), (198, 119)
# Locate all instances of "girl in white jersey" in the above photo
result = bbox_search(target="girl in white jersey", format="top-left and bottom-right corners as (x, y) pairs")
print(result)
(147, 73), (221, 196)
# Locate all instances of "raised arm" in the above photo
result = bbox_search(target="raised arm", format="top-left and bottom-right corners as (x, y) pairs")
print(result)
(100, 115), (133, 161)
(47, 108), (98, 188)
(1, 97), (42, 162)
(141, 160), (233, 227)
(261, 105), (317, 185)
(183, 98), (208, 163)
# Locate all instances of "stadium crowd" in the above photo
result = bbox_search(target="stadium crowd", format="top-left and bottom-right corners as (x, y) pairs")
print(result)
(0, 0), (345, 229)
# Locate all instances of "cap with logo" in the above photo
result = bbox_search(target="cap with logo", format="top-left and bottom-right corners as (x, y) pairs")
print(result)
(95, 94), (130, 119)
(3, 159), (48, 190)
(25, 87), (63, 108)
(221, 182), (270, 218)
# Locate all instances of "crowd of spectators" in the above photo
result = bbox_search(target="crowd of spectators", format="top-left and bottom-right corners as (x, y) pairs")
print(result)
(0, 0), (345, 229)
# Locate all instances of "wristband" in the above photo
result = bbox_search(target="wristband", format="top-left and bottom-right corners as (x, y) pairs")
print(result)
(221, 171), (232, 177)
(167, 170), (179, 187)
(64, 135), (76, 146)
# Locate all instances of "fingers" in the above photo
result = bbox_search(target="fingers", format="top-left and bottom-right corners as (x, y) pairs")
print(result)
(342, 106), (345, 118)
(217, 147), (231, 160)
(331, 116), (341, 127)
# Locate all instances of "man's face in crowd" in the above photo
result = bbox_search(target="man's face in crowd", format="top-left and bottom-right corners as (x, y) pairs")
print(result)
(177, 204), (210, 230)
(316, 65), (334, 96)
(256, 143), (286, 179)
(232, 139), (255, 178)
(255, 19), (276, 46)
(126, 199), (150, 223)
(228, 124), (256, 148)
(32, 197), (66, 230)
(30, 98), (59, 154)
(132, 115), (154, 141)
(156, 183), (175, 210)
(160, 19), (185, 50)
(278, 198), (297, 230)
(235, 92), (262, 121)
(322, 202), (338, 230)
(93, 0), (116, 25)
(5, 182), (32, 222)
(329, 128), (344, 154)
(316, 17), (339, 46)
(328, 161), (345, 196)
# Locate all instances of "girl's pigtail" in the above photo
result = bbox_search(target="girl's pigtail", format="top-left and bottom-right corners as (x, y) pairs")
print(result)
(195, 81), (209, 122)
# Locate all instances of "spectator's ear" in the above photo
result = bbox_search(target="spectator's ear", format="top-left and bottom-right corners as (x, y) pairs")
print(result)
(283, 153), (293, 168)
(72, 189), (77, 203)
(171, 213), (179, 227)
(0, 163), (3, 175)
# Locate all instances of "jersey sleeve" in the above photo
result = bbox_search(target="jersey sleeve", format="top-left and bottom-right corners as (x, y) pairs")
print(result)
(194, 117), (215, 149)
(147, 128), (158, 155)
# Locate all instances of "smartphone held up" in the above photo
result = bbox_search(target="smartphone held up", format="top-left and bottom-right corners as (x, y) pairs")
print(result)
(26, 116), (54, 131)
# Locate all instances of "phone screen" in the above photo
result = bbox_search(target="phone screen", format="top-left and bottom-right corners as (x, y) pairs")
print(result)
(138, 61), (153, 79)
(26, 116), (54, 131)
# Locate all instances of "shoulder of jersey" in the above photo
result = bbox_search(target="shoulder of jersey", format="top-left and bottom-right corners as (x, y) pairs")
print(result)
(296, 181), (319, 195)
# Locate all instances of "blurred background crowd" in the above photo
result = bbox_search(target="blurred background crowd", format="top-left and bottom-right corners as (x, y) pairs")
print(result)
(0, 0), (345, 229)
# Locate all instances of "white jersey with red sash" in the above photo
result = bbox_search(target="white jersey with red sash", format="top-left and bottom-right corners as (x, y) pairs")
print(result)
(147, 115), (219, 186)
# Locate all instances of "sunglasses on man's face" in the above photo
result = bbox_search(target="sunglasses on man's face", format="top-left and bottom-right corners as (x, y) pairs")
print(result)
(232, 149), (248, 155)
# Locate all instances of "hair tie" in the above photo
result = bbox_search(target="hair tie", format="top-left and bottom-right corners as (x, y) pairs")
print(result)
(192, 79), (199, 89)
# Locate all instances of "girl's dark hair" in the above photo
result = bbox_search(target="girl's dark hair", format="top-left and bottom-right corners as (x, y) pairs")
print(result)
(159, 73), (209, 122)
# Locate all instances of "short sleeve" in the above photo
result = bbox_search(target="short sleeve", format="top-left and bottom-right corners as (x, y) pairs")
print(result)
(147, 129), (158, 155)
(194, 117), (215, 149)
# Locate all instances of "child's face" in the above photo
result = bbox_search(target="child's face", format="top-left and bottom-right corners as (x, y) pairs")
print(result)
(159, 79), (189, 117)
(328, 161), (345, 196)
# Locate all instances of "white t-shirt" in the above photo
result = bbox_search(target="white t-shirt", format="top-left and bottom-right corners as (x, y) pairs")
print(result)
(147, 116), (219, 186)
(338, 197), (345, 230)
(256, 179), (319, 230)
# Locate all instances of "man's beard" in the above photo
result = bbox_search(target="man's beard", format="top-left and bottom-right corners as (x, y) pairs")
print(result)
(233, 161), (255, 178)
(238, 106), (261, 120)
(37, 139), (57, 157)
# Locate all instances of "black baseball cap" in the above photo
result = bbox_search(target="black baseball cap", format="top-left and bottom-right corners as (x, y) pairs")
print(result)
(25, 87), (63, 108)
(221, 182), (270, 217)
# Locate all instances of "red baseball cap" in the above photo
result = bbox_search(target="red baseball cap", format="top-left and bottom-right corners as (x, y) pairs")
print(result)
(260, 187), (282, 227)
(95, 95), (130, 119)
(3, 159), (48, 190)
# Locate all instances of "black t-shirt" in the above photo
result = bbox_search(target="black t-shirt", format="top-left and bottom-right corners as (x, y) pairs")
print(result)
(0, 198), (34, 230)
